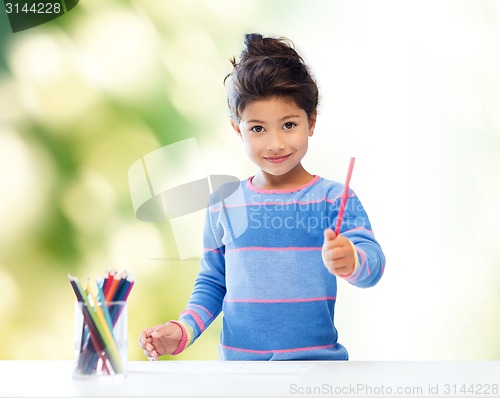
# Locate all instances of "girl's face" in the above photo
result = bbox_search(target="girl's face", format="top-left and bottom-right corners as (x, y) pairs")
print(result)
(231, 96), (316, 184)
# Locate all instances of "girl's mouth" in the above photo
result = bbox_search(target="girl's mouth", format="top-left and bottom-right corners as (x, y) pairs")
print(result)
(265, 154), (291, 164)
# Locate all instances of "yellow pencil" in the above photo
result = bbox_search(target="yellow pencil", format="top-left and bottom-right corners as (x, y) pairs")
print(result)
(84, 285), (123, 373)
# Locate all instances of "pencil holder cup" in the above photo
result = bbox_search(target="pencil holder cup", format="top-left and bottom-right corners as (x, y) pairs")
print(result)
(74, 301), (128, 378)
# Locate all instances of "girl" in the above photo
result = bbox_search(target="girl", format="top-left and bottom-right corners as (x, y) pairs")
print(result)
(140, 33), (385, 360)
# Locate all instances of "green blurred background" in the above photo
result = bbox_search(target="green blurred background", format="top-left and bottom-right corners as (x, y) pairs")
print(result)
(0, 0), (499, 361)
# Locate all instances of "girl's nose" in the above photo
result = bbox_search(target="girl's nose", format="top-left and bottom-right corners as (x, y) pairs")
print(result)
(266, 131), (285, 152)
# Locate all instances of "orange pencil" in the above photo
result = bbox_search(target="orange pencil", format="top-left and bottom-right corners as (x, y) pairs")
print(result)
(105, 275), (120, 302)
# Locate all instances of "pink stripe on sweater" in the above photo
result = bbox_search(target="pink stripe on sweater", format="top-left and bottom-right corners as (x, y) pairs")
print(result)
(180, 310), (205, 332)
(225, 296), (336, 303)
(359, 249), (367, 270)
(188, 303), (214, 319)
(346, 248), (368, 283)
(204, 248), (222, 253)
(210, 198), (331, 213)
(344, 226), (374, 234)
(246, 199), (327, 207)
(356, 248), (370, 276)
(221, 343), (335, 355)
(226, 246), (322, 253)
(209, 203), (248, 212)
(209, 194), (357, 213)
(169, 321), (188, 355)
(331, 192), (356, 202)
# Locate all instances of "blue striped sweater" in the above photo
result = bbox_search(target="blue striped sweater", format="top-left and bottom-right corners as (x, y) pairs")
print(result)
(172, 175), (385, 360)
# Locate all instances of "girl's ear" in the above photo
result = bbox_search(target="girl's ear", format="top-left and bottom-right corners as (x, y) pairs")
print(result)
(230, 119), (243, 139)
(308, 111), (317, 137)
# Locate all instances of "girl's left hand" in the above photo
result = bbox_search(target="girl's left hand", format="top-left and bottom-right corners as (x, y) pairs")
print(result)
(321, 229), (355, 277)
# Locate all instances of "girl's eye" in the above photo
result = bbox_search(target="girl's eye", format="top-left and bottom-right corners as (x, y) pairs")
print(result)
(251, 126), (265, 133)
(283, 122), (296, 130)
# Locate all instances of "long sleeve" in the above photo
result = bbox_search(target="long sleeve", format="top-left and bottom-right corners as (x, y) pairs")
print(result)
(334, 189), (385, 288)
(173, 206), (226, 353)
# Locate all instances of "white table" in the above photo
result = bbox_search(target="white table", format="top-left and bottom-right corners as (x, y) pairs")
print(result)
(0, 360), (499, 397)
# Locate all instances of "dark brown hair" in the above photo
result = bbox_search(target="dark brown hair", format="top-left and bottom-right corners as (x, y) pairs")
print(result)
(225, 33), (319, 122)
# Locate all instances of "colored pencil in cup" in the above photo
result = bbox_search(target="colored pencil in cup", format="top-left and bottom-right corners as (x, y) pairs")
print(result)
(68, 271), (134, 375)
(68, 276), (111, 375)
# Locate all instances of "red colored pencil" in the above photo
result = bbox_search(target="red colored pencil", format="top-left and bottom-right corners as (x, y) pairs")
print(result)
(334, 157), (356, 235)
(103, 270), (116, 297)
(105, 274), (120, 302)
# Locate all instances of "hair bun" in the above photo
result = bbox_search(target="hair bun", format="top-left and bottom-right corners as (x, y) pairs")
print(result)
(243, 33), (265, 55)
(242, 33), (299, 60)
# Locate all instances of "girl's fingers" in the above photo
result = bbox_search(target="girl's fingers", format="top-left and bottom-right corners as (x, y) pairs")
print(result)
(324, 246), (350, 261)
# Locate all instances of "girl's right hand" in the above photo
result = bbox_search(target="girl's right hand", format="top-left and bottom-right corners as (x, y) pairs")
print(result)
(139, 322), (183, 361)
